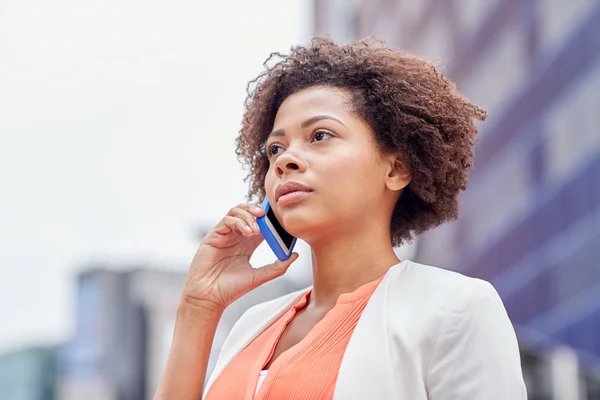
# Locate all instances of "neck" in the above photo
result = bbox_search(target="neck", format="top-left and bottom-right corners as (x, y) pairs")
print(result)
(306, 222), (401, 310)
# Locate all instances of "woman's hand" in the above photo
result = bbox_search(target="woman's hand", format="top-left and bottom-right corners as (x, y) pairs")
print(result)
(181, 203), (298, 312)
(156, 203), (295, 400)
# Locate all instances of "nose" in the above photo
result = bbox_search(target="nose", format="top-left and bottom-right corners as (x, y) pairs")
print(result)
(274, 150), (307, 178)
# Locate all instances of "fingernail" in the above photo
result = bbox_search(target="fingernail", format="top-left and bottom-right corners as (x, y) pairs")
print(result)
(253, 222), (260, 231)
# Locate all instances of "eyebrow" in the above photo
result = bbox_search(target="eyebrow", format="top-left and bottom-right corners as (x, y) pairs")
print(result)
(268, 114), (346, 138)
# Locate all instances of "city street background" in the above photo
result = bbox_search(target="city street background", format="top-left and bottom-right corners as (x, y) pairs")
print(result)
(1, 0), (599, 399)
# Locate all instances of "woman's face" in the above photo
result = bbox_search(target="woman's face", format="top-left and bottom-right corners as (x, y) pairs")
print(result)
(264, 85), (405, 243)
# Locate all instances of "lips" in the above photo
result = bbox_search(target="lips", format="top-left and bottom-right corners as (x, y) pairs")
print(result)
(275, 181), (313, 202)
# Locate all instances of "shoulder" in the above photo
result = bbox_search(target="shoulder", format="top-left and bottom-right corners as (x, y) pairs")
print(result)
(387, 259), (501, 308)
(392, 262), (527, 397)
(383, 260), (507, 335)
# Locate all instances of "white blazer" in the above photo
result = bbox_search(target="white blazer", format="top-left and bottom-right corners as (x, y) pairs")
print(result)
(204, 260), (528, 399)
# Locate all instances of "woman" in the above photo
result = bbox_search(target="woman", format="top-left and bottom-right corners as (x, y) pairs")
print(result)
(154, 37), (527, 399)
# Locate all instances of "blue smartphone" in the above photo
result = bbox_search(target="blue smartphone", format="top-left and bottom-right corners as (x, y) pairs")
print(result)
(256, 197), (297, 261)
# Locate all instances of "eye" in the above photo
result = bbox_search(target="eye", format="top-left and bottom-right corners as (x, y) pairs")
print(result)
(312, 130), (333, 142)
(267, 143), (284, 157)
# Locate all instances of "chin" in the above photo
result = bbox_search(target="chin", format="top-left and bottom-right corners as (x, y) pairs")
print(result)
(279, 206), (324, 239)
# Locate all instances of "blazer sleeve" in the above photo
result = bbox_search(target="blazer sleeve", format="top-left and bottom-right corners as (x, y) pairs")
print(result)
(426, 279), (528, 400)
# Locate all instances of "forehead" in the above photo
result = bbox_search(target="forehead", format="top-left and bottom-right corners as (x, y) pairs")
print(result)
(273, 86), (354, 126)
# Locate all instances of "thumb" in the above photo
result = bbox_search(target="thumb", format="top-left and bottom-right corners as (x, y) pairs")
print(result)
(252, 252), (299, 287)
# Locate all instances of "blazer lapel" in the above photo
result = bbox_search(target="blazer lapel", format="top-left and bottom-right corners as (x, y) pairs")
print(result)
(333, 263), (404, 399)
(205, 289), (309, 392)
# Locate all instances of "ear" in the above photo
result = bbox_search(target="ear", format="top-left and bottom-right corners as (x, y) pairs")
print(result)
(385, 155), (411, 192)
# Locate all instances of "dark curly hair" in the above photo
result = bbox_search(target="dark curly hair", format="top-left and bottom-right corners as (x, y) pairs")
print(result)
(235, 37), (486, 247)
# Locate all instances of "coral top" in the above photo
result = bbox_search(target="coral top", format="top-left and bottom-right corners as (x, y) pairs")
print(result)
(205, 275), (385, 400)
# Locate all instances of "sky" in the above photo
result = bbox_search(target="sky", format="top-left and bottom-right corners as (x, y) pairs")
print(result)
(0, 0), (313, 353)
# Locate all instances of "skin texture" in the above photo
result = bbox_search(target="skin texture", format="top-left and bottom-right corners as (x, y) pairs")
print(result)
(154, 37), (485, 399)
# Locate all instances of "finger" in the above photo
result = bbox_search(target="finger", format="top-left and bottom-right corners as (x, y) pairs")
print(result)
(252, 252), (299, 287)
(235, 233), (265, 256)
(229, 207), (261, 233)
(212, 218), (232, 235)
(247, 232), (265, 248)
(214, 216), (254, 236)
(232, 203), (265, 218)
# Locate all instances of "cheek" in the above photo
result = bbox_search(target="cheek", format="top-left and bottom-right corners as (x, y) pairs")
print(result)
(263, 167), (276, 200)
(323, 149), (383, 201)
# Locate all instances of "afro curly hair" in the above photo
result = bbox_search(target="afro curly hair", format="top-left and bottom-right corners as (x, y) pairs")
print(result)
(235, 37), (486, 247)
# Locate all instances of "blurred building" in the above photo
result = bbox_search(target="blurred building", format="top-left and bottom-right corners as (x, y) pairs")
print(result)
(0, 346), (58, 400)
(314, 0), (600, 398)
(57, 259), (309, 400)
(57, 267), (185, 400)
